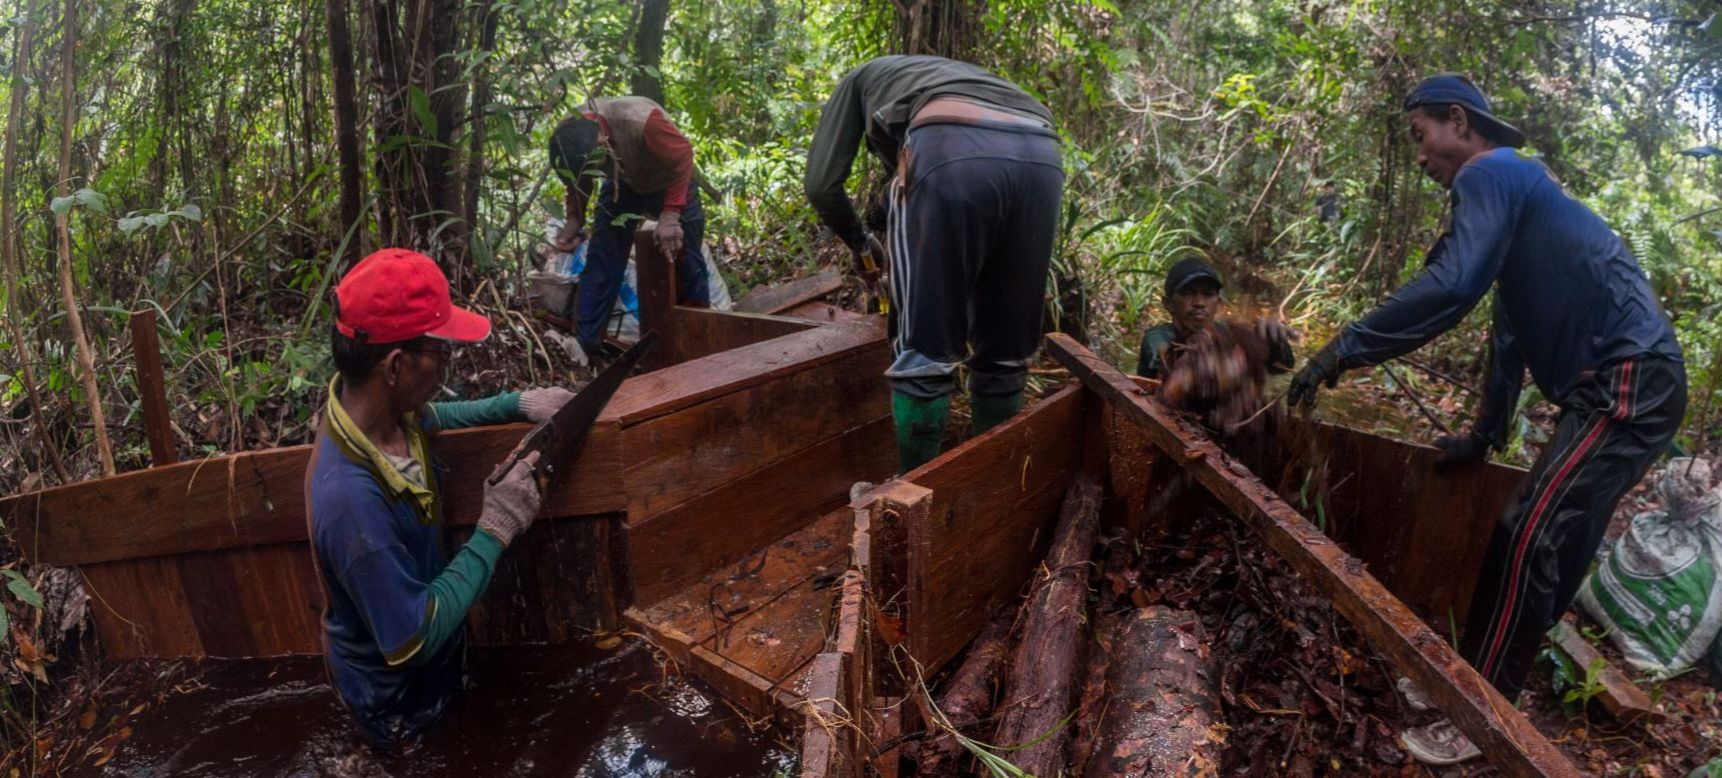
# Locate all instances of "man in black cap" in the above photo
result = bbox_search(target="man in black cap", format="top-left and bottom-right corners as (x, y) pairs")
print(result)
(1287, 73), (1685, 765)
(804, 55), (1063, 472)
(1137, 256), (1295, 380)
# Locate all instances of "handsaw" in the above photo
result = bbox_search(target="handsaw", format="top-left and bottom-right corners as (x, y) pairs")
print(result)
(487, 330), (659, 490)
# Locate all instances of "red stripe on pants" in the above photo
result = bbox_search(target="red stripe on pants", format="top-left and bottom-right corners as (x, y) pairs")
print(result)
(1478, 360), (1635, 676)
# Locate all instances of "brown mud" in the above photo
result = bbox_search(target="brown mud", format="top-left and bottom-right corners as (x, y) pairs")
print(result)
(72, 639), (794, 777)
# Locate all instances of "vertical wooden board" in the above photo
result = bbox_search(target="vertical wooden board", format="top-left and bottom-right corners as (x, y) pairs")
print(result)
(530, 515), (625, 639)
(797, 652), (848, 778)
(458, 525), (550, 646)
(627, 416), (896, 606)
(176, 551), (256, 657)
(1279, 419), (1526, 629)
(233, 543), (324, 655)
(622, 343), (889, 520)
(80, 559), (203, 659)
(633, 230), (680, 368)
(130, 308), (176, 466)
(902, 386), (1086, 670)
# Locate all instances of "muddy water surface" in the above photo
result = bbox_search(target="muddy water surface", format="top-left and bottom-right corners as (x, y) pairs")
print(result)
(81, 640), (794, 777)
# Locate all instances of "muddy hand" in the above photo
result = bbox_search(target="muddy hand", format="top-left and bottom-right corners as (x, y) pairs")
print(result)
(1433, 429), (1490, 472)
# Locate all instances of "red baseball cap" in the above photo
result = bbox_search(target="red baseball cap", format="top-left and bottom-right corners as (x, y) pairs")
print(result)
(334, 249), (491, 343)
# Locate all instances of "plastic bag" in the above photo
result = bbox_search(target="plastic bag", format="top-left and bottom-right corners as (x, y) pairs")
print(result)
(1576, 458), (1722, 678)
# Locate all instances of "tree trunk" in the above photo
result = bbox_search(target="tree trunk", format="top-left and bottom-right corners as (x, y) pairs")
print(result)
(1087, 606), (1223, 778)
(459, 0), (498, 280)
(1, 0), (70, 484)
(631, 0), (670, 105)
(325, 0), (363, 265)
(991, 474), (1101, 777)
(52, 0), (115, 477)
(892, 0), (975, 58)
(912, 604), (1014, 776)
(369, 0), (465, 262)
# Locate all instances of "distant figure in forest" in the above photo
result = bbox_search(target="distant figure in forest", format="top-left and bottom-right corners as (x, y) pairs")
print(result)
(1316, 180), (1340, 224)
(306, 249), (573, 749)
(804, 55), (1063, 471)
(1136, 256), (1296, 383)
(1286, 74), (1685, 766)
(549, 97), (710, 362)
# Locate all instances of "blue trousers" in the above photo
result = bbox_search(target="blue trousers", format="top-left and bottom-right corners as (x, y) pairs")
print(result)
(577, 180), (711, 347)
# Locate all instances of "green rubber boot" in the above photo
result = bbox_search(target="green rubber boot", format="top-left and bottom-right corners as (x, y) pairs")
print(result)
(970, 391), (1024, 436)
(892, 391), (951, 473)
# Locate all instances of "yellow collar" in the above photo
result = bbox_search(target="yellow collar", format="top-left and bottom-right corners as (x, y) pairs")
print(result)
(325, 377), (439, 524)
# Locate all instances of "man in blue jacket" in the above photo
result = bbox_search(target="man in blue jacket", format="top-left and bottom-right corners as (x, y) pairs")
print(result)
(1288, 75), (1685, 765)
(307, 248), (575, 748)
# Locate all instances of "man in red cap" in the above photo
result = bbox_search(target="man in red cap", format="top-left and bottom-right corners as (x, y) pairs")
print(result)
(306, 248), (575, 748)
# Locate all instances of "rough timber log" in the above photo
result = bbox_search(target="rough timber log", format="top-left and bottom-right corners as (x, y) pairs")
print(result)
(910, 605), (1013, 776)
(991, 474), (1102, 777)
(1087, 606), (1223, 778)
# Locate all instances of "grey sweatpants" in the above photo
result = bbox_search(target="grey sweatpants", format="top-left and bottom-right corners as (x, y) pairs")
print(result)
(885, 120), (1064, 399)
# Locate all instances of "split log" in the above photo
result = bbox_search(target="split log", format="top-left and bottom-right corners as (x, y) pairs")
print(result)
(1088, 606), (1223, 778)
(912, 605), (1015, 776)
(992, 474), (1102, 777)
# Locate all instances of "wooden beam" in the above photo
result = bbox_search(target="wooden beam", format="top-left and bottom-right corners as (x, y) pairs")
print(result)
(665, 307), (817, 365)
(1046, 334), (1581, 778)
(604, 318), (884, 426)
(1548, 620), (1660, 722)
(2, 416), (625, 567)
(633, 230), (677, 367)
(735, 269), (844, 315)
(130, 308), (176, 466)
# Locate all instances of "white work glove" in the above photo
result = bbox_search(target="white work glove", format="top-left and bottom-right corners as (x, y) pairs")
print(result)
(655, 210), (685, 257)
(519, 387), (576, 423)
(478, 451), (543, 547)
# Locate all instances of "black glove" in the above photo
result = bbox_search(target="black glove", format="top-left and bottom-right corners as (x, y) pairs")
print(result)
(852, 233), (887, 283)
(1433, 429), (1492, 472)
(1287, 342), (1342, 409)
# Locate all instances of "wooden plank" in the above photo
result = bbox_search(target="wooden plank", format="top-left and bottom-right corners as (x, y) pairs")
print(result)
(864, 482), (923, 700)
(735, 269), (844, 314)
(666, 307), (817, 364)
(1548, 620), (1661, 722)
(622, 342), (887, 519)
(231, 543), (323, 656)
(781, 301), (870, 324)
(1047, 333), (1582, 778)
(80, 558), (203, 659)
(899, 386), (1087, 671)
(797, 652), (849, 778)
(130, 308), (175, 466)
(703, 574), (833, 688)
(627, 416), (895, 606)
(627, 609), (777, 716)
(636, 506), (851, 647)
(1277, 418), (1525, 629)
(633, 230), (679, 368)
(176, 550), (256, 657)
(4, 414), (625, 567)
(603, 318), (886, 426)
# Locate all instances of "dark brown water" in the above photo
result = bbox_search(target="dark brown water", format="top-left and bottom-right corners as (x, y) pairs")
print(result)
(81, 640), (795, 777)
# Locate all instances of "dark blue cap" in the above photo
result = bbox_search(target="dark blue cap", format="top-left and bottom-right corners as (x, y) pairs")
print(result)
(1165, 257), (1223, 296)
(1403, 73), (1525, 148)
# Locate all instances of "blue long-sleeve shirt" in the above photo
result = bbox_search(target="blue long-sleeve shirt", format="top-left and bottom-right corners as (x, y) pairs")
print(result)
(1333, 147), (1681, 447)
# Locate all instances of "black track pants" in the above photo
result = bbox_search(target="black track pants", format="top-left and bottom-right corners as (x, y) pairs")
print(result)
(884, 120), (1063, 399)
(1459, 357), (1686, 697)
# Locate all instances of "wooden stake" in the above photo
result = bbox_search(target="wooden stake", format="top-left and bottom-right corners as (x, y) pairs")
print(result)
(130, 309), (176, 466)
(52, 0), (116, 476)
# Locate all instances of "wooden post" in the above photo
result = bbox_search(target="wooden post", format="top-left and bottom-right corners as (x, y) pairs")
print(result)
(130, 309), (176, 466)
(632, 229), (677, 367)
(865, 481), (930, 701)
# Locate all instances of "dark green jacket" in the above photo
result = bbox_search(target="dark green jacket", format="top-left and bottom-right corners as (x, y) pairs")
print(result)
(804, 55), (1053, 250)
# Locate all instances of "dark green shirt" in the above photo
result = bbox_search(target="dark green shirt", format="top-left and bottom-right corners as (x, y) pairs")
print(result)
(1136, 322), (1296, 379)
(804, 55), (1053, 249)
